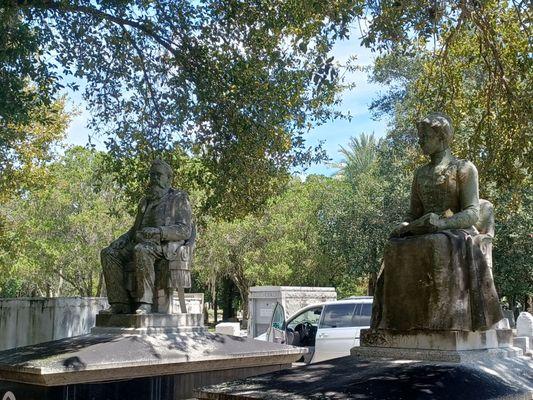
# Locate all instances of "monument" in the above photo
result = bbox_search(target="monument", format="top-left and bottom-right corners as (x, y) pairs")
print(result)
(364, 112), (505, 351)
(0, 160), (307, 400)
(101, 159), (194, 316)
(194, 113), (532, 399)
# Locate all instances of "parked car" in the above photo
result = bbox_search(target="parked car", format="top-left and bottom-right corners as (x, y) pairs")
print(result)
(258, 297), (373, 363)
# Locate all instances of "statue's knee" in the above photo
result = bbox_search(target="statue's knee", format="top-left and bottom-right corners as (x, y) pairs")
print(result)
(134, 243), (150, 255)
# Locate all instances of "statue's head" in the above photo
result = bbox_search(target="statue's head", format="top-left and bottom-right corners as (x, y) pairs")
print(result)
(149, 159), (173, 191)
(416, 112), (453, 156)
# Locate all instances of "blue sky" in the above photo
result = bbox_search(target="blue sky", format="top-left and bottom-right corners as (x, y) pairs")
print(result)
(64, 32), (389, 177)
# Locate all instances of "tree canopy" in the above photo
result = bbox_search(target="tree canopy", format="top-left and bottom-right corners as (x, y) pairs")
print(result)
(0, 147), (130, 297)
(367, 0), (531, 197)
(4, 0), (364, 218)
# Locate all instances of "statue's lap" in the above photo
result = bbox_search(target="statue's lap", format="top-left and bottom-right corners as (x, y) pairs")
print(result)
(379, 232), (472, 331)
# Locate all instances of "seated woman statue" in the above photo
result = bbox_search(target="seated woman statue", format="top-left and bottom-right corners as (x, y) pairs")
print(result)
(371, 112), (503, 332)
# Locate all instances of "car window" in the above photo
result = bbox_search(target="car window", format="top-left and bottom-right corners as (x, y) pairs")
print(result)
(319, 303), (357, 328)
(352, 303), (372, 327)
(287, 307), (322, 329)
(271, 303), (285, 330)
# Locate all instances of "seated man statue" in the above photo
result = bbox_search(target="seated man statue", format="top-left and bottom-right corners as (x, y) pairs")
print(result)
(101, 159), (193, 315)
(371, 112), (503, 332)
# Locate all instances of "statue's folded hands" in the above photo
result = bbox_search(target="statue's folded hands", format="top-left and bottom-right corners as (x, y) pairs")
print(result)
(135, 227), (162, 244)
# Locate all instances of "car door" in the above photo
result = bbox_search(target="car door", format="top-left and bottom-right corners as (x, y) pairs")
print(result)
(352, 302), (372, 346)
(266, 302), (286, 344)
(313, 302), (357, 363)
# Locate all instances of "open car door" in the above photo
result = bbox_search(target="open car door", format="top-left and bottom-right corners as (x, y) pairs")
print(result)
(266, 302), (286, 344)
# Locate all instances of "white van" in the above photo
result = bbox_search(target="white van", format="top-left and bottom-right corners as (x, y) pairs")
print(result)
(262, 297), (373, 363)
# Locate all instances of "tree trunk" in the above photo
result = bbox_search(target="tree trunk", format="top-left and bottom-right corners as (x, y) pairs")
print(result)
(367, 271), (378, 296)
(57, 267), (63, 296)
(213, 297), (218, 324)
(222, 277), (236, 320)
(96, 271), (104, 297)
(525, 295), (532, 313)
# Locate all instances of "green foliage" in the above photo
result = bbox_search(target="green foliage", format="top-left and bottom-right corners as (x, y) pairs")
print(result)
(368, 1), (531, 197)
(0, 98), (69, 204)
(493, 189), (533, 304)
(195, 175), (360, 316)
(0, 147), (130, 297)
(0, 7), (59, 130)
(195, 136), (414, 309)
(6, 0), (363, 219)
(320, 134), (411, 293)
(366, 1), (532, 301)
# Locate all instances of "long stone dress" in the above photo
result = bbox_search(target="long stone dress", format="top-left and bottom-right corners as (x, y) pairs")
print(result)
(371, 157), (503, 332)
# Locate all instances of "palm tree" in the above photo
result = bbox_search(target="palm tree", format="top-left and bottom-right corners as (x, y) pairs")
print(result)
(333, 132), (381, 181)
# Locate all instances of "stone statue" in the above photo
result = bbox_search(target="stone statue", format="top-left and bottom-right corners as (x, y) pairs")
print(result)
(101, 159), (195, 315)
(371, 112), (503, 332)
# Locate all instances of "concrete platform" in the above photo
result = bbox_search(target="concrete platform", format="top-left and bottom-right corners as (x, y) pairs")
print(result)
(0, 313), (307, 399)
(195, 352), (533, 399)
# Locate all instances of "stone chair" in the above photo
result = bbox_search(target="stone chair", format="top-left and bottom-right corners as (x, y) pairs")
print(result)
(474, 199), (495, 269)
(125, 223), (196, 314)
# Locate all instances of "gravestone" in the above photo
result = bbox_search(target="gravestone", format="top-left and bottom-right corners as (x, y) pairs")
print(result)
(517, 312), (533, 337)
(514, 312), (533, 357)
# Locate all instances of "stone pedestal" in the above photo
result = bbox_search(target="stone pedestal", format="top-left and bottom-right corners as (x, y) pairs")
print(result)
(93, 312), (205, 332)
(360, 328), (511, 351)
(0, 312), (306, 400)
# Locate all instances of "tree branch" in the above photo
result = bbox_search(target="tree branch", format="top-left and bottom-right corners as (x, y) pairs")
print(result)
(14, 0), (180, 56)
(121, 26), (165, 135)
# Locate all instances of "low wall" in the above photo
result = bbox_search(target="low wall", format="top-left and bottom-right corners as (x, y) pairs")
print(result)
(0, 297), (108, 351)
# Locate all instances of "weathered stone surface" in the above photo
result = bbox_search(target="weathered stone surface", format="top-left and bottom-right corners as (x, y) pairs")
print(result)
(513, 337), (531, 356)
(0, 331), (306, 387)
(517, 312), (533, 337)
(360, 328), (505, 351)
(494, 317), (511, 329)
(194, 354), (533, 400)
(503, 309), (516, 328)
(94, 312), (204, 331)
(215, 322), (241, 336)
(1, 364), (288, 400)
(351, 344), (522, 362)
(0, 297), (108, 351)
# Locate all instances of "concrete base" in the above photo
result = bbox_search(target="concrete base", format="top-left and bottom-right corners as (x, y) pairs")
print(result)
(215, 322), (241, 336)
(0, 363), (288, 400)
(93, 312), (205, 333)
(194, 329), (531, 399)
(351, 344), (523, 362)
(361, 328), (512, 351)
(195, 352), (533, 399)
(0, 312), (306, 399)
(514, 336), (532, 357)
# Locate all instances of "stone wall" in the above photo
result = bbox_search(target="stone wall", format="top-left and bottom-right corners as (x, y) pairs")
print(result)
(0, 297), (108, 351)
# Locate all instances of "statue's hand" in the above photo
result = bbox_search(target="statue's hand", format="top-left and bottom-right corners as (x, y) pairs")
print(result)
(136, 227), (161, 243)
(390, 222), (410, 238)
(408, 213), (443, 235)
(427, 213), (446, 231)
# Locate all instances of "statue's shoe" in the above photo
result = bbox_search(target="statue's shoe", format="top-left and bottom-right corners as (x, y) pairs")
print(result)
(135, 304), (152, 315)
(100, 303), (130, 314)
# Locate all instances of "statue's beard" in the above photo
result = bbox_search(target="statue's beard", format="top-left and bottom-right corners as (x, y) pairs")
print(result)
(147, 183), (167, 200)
